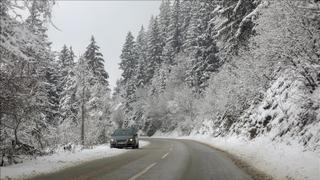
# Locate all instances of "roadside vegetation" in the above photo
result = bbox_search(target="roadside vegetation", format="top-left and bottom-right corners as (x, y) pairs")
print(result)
(116, 0), (320, 153)
(1, 0), (319, 171)
(1, 0), (112, 166)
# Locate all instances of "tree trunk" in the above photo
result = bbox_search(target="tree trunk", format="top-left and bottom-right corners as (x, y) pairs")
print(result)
(9, 126), (19, 165)
(81, 84), (85, 146)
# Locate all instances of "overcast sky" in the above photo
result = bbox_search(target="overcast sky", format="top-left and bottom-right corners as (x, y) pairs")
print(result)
(48, 1), (161, 90)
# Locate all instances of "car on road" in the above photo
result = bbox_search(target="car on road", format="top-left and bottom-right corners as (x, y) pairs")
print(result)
(110, 128), (139, 149)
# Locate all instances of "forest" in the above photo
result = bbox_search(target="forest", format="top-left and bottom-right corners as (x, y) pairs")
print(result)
(116, 0), (320, 151)
(1, 0), (319, 167)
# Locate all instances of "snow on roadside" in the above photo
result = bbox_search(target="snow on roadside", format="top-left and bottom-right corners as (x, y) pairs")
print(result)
(0, 140), (150, 179)
(178, 135), (319, 180)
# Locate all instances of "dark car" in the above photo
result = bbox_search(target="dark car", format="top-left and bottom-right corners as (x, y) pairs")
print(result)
(110, 128), (139, 149)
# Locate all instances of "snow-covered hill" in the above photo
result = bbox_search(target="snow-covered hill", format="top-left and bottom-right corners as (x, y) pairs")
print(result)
(184, 69), (320, 180)
(232, 69), (320, 153)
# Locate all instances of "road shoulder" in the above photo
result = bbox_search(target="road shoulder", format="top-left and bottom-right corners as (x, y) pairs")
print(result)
(188, 139), (273, 180)
(0, 140), (150, 179)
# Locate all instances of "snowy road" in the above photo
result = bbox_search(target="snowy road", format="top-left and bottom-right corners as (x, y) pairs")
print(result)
(29, 138), (252, 180)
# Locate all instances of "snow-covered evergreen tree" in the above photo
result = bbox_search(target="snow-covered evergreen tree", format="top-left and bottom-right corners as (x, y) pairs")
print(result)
(79, 36), (111, 145)
(214, 0), (261, 56)
(145, 17), (163, 84)
(60, 36), (111, 146)
(119, 32), (138, 86)
(179, 0), (193, 45)
(158, 0), (171, 48)
(119, 32), (138, 120)
(135, 26), (148, 88)
(15, 0), (58, 149)
(184, 1), (220, 93)
(84, 36), (109, 87)
(57, 45), (78, 144)
(162, 0), (183, 67)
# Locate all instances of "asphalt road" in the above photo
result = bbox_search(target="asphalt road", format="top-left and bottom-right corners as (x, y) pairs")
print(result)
(30, 138), (252, 180)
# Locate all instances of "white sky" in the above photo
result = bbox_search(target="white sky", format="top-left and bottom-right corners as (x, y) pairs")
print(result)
(48, 1), (161, 90)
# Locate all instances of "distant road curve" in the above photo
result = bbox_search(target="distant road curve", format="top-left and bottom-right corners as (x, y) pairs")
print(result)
(30, 138), (252, 180)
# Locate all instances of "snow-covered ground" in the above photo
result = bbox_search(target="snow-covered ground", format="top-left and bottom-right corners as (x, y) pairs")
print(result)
(154, 132), (319, 180)
(186, 135), (319, 180)
(0, 140), (149, 179)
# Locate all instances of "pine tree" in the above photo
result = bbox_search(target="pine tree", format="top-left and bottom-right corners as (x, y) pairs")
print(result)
(58, 67), (78, 144)
(75, 56), (91, 145)
(135, 26), (148, 87)
(119, 32), (139, 122)
(58, 45), (78, 128)
(214, 0), (260, 56)
(58, 45), (75, 68)
(84, 36), (109, 87)
(182, 1), (201, 52)
(145, 17), (163, 84)
(25, 0), (59, 146)
(179, 0), (193, 45)
(150, 64), (169, 95)
(57, 45), (73, 95)
(80, 37), (111, 145)
(158, 0), (171, 48)
(180, 1), (221, 93)
(162, 0), (183, 66)
(119, 32), (138, 86)
(58, 45), (70, 66)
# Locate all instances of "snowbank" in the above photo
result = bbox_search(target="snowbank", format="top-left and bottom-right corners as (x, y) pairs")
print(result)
(0, 140), (149, 179)
(157, 134), (319, 180)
